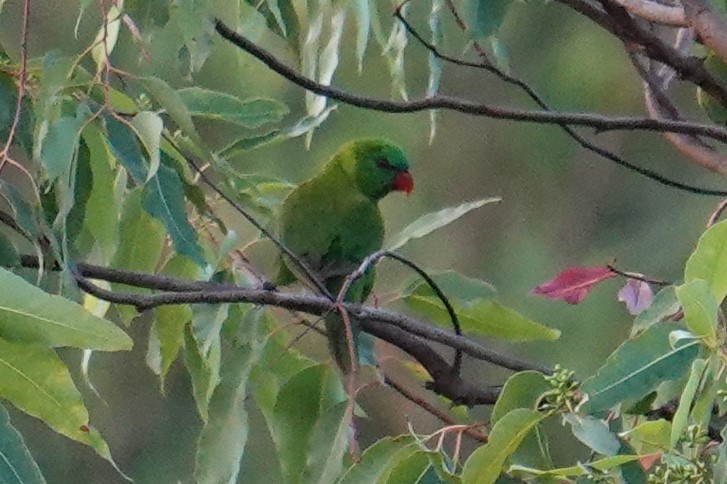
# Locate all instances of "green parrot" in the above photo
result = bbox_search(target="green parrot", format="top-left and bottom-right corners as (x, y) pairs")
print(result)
(278, 138), (413, 373)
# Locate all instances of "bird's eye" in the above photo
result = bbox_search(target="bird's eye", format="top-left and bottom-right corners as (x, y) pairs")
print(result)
(376, 158), (392, 169)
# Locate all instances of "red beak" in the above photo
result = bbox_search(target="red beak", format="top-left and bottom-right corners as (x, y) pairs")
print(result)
(393, 171), (414, 195)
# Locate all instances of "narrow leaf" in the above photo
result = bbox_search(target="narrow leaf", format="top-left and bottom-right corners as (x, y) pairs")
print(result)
(0, 268), (131, 350)
(632, 286), (679, 336)
(131, 111), (163, 182)
(387, 198), (501, 251)
(142, 163), (206, 266)
(0, 403), (45, 484)
(581, 324), (699, 413)
(404, 295), (559, 341)
(177, 87), (288, 128)
(0, 337), (120, 467)
(670, 358), (708, 447)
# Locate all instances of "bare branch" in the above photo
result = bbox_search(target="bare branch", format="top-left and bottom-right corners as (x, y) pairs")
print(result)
(213, 18), (727, 144)
(396, 10), (727, 196)
(683, 0), (727, 65)
(613, 0), (686, 26)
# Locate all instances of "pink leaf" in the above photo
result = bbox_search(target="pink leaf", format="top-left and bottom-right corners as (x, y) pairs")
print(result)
(617, 278), (654, 315)
(531, 266), (616, 304)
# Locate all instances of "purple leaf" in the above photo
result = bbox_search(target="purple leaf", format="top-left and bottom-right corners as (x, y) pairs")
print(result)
(618, 278), (654, 315)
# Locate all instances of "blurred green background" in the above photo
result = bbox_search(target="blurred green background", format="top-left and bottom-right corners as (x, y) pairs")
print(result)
(0, 0), (722, 481)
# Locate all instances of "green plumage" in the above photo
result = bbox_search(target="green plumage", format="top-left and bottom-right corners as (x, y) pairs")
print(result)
(278, 139), (412, 372)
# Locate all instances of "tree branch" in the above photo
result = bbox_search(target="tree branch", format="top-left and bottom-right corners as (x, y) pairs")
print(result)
(213, 18), (727, 144)
(396, 9), (727, 196)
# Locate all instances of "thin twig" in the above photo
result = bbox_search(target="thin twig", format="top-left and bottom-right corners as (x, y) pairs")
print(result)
(384, 375), (488, 443)
(606, 263), (672, 286)
(707, 198), (727, 227)
(213, 18), (727, 145)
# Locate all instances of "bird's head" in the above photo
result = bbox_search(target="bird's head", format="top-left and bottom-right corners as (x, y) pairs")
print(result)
(345, 138), (413, 200)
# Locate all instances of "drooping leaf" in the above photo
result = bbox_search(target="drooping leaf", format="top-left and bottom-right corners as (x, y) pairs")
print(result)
(0, 336), (120, 467)
(0, 73), (32, 153)
(387, 198), (501, 251)
(130, 111), (163, 182)
(177, 87), (288, 128)
(194, 307), (266, 484)
(404, 295), (559, 341)
(0, 403), (45, 484)
(270, 364), (345, 484)
(676, 279), (718, 343)
(0, 268), (131, 350)
(91, 2), (122, 68)
(531, 266), (616, 304)
(142, 163), (206, 266)
(685, 219), (727, 303)
(301, 402), (349, 484)
(617, 278), (654, 315)
(81, 123), (119, 261)
(580, 323), (700, 413)
(111, 189), (166, 323)
(147, 256), (199, 381)
(39, 114), (84, 184)
(563, 413), (620, 456)
(463, 0), (513, 40)
(103, 114), (148, 184)
(140, 76), (200, 143)
(461, 408), (545, 484)
(352, 0), (370, 71)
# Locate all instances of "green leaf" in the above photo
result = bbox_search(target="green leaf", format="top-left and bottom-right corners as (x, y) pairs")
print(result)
(270, 364), (345, 484)
(676, 280), (718, 343)
(142, 163), (206, 266)
(0, 73), (32, 154)
(0, 403), (45, 484)
(177, 87), (289, 128)
(508, 455), (641, 479)
(130, 111), (163, 182)
(140, 76), (200, 144)
(563, 413), (620, 456)
(0, 337), (120, 467)
(400, 270), (497, 303)
(404, 295), (559, 341)
(685, 219), (727, 303)
(147, 256), (199, 381)
(352, 0), (370, 71)
(622, 419), (670, 454)
(670, 358), (708, 447)
(387, 198), (501, 251)
(463, 0), (513, 40)
(380, 447), (431, 484)
(580, 324), (700, 413)
(461, 408), (544, 484)
(81, 123), (119, 261)
(0, 181), (40, 241)
(491, 371), (549, 423)
(184, 324), (220, 423)
(103, 115), (148, 184)
(632, 286), (679, 336)
(91, 2), (122, 68)
(0, 268), (131, 350)
(39, 115), (84, 184)
(302, 402), (349, 484)
(339, 436), (417, 484)
(194, 307), (265, 484)
(0, 232), (19, 267)
(112, 189), (165, 323)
